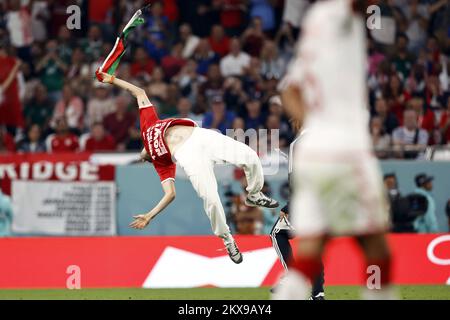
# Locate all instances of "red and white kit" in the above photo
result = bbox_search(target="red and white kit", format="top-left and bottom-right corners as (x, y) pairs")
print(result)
(140, 106), (265, 237)
(284, 0), (389, 237)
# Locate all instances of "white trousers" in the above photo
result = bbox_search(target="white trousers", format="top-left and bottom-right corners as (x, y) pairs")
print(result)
(173, 127), (264, 237)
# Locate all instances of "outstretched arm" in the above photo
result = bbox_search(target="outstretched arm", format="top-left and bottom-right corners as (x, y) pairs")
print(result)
(129, 179), (176, 230)
(98, 72), (151, 108)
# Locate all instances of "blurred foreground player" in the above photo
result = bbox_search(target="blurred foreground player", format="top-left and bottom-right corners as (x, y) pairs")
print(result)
(96, 72), (278, 264)
(273, 0), (394, 299)
(270, 133), (325, 300)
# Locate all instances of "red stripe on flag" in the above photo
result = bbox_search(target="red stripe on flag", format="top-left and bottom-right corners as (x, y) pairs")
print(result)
(101, 39), (125, 73)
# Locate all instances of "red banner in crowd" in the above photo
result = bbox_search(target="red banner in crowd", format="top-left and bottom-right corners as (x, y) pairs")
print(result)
(0, 234), (447, 289)
(0, 152), (114, 195)
(0, 153), (116, 236)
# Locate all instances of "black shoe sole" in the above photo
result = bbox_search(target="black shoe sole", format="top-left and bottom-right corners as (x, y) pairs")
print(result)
(245, 199), (279, 209)
(230, 254), (243, 264)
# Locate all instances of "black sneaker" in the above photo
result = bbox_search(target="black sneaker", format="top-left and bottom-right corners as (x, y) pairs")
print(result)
(245, 192), (279, 208)
(310, 293), (325, 300)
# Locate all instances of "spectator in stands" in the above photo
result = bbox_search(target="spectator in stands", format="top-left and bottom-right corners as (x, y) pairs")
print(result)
(223, 77), (247, 113)
(161, 43), (186, 78)
(147, 66), (169, 102)
(266, 114), (288, 148)
(36, 40), (68, 101)
(47, 117), (79, 153)
(179, 23), (200, 59)
(260, 40), (285, 80)
(244, 93), (266, 130)
(174, 98), (202, 126)
(233, 117), (246, 130)
(425, 75), (445, 111)
(249, 0), (275, 32)
(0, 41), (24, 131)
(80, 25), (104, 62)
(203, 95), (236, 135)
(103, 95), (135, 149)
(391, 34), (414, 80)
(84, 122), (116, 152)
(193, 38), (220, 76)
(198, 64), (224, 112)
(384, 73), (407, 123)
(51, 84), (84, 133)
(242, 17), (266, 57)
(130, 47), (155, 80)
(374, 97), (399, 134)
(392, 109), (429, 154)
(220, 38), (251, 77)
(0, 184), (13, 237)
(413, 173), (439, 233)
(17, 124), (46, 153)
(57, 26), (74, 64)
(86, 82), (115, 128)
(175, 60), (203, 103)
(268, 95), (290, 135)
(24, 83), (53, 130)
(220, 0), (246, 37)
(407, 95), (435, 133)
(5, 0), (33, 62)
(208, 25), (230, 57)
(402, 0), (429, 54)
(144, 1), (169, 43)
(370, 116), (391, 158)
(0, 127), (15, 153)
(144, 36), (169, 64)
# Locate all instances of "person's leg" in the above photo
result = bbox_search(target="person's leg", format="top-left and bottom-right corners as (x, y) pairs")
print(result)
(270, 223), (293, 271)
(187, 160), (231, 238)
(209, 131), (264, 195)
(356, 233), (396, 300)
(204, 129), (277, 207)
(273, 236), (327, 300)
(311, 261), (325, 299)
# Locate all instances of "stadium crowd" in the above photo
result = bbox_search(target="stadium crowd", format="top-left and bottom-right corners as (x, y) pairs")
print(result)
(0, 0), (449, 158)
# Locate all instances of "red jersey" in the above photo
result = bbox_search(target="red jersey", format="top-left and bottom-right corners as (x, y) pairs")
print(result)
(49, 134), (79, 153)
(85, 135), (116, 151)
(140, 106), (197, 183)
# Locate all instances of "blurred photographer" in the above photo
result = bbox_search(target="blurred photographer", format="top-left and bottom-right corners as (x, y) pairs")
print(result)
(384, 173), (428, 233)
(413, 173), (439, 233)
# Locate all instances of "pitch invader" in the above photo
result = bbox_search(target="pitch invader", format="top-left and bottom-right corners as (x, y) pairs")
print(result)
(96, 72), (278, 264)
(273, 0), (395, 299)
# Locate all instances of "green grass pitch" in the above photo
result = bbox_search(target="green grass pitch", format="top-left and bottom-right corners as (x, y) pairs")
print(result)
(0, 286), (448, 300)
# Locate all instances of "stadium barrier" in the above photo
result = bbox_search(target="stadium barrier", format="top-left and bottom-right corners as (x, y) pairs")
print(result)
(0, 234), (448, 289)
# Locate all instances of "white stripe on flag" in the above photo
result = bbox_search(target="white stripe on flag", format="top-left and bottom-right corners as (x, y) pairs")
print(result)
(100, 37), (121, 73)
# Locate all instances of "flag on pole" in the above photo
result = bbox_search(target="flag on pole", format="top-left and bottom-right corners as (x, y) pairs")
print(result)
(95, 5), (149, 81)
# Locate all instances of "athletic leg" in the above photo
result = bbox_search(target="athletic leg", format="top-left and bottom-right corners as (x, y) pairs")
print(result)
(273, 235), (327, 300)
(187, 159), (231, 238)
(356, 233), (396, 299)
(203, 129), (278, 208)
(208, 130), (264, 194)
(176, 148), (242, 264)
